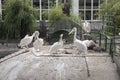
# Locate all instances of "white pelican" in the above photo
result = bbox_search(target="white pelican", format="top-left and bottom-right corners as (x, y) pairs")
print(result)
(69, 27), (87, 54)
(33, 31), (44, 52)
(69, 27), (90, 77)
(82, 21), (91, 33)
(18, 33), (35, 48)
(49, 34), (64, 53)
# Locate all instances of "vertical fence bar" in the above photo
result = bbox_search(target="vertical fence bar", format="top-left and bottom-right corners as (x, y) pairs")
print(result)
(109, 38), (114, 62)
(105, 36), (107, 51)
(99, 33), (101, 46)
(113, 17), (116, 54)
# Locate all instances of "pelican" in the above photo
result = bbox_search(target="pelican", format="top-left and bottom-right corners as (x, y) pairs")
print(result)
(69, 27), (87, 54)
(82, 21), (91, 34)
(33, 31), (44, 52)
(18, 33), (35, 48)
(49, 34), (64, 53)
(69, 27), (90, 77)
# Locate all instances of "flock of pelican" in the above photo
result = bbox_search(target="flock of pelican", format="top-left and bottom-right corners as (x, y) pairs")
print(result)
(18, 21), (96, 54)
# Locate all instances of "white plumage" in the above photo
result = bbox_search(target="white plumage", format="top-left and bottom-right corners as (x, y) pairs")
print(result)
(69, 27), (87, 54)
(18, 33), (35, 48)
(82, 40), (97, 47)
(82, 21), (91, 33)
(49, 34), (64, 53)
(82, 40), (90, 47)
(33, 31), (44, 52)
(119, 33), (120, 35)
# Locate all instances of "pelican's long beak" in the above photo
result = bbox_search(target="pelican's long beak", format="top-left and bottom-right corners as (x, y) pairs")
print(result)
(68, 29), (74, 35)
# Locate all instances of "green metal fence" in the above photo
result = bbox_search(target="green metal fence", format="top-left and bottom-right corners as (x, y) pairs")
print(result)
(99, 15), (120, 75)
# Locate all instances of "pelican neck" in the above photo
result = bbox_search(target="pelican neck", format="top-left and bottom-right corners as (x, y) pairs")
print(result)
(74, 28), (77, 41)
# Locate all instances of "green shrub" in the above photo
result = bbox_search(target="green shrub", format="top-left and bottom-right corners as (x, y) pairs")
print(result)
(4, 0), (36, 39)
(100, 0), (120, 35)
(49, 4), (65, 22)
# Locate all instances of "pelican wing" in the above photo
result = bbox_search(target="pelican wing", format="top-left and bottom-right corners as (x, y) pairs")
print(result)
(24, 34), (29, 38)
(74, 39), (87, 52)
(20, 37), (32, 46)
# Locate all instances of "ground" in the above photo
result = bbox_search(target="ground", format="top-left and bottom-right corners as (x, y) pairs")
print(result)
(0, 46), (119, 80)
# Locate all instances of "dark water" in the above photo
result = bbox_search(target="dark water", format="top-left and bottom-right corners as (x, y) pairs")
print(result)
(0, 43), (19, 58)
(0, 49), (18, 59)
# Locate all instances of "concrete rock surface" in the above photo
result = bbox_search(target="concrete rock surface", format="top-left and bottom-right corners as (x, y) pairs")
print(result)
(0, 47), (119, 80)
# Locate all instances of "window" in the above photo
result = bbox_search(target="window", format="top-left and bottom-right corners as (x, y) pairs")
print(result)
(86, 0), (91, 9)
(79, 0), (84, 9)
(78, 0), (105, 21)
(93, 10), (99, 20)
(79, 11), (84, 20)
(93, 0), (99, 9)
(86, 10), (91, 20)
(33, 0), (55, 20)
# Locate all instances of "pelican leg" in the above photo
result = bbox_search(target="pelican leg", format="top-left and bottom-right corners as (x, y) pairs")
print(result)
(25, 45), (29, 49)
(22, 46), (26, 49)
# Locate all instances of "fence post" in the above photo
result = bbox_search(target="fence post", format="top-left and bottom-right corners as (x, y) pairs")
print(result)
(99, 33), (101, 46)
(109, 39), (114, 62)
(105, 36), (107, 51)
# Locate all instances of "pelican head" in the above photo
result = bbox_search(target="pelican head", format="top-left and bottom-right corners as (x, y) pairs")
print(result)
(34, 31), (40, 37)
(34, 31), (40, 36)
(85, 20), (88, 23)
(69, 27), (77, 35)
(34, 31), (40, 40)
(119, 33), (120, 35)
(60, 34), (63, 37)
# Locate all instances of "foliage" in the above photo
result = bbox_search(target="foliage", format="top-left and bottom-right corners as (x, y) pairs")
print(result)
(100, 0), (120, 35)
(44, 3), (82, 28)
(0, 14), (6, 39)
(49, 3), (65, 22)
(69, 14), (82, 26)
(33, 10), (40, 20)
(4, 0), (36, 39)
(0, 14), (1, 27)
(42, 10), (48, 20)
(0, 15), (2, 38)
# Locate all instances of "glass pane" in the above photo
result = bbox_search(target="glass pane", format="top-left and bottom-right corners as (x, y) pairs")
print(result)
(2, 0), (5, 8)
(42, 0), (48, 9)
(79, 11), (84, 20)
(79, 0), (84, 9)
(93, 10), (99, 20)
(49, 0), (56, 8)
(33, 0), (39, 8)
(100, 0), (104, 4)
(86, 10), (91, 20)
(93, 0), (99, 9)
(59, 0), (70, 3)
(86, 0), (91, 9)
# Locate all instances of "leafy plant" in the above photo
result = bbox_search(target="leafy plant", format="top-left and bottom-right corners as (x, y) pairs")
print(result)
(43, 3), (82, 28)
(49, 3), (65, 22)
(100, 0), (120, 35)
(0, 14), (1, 27)
(4, 0), (36, 39)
